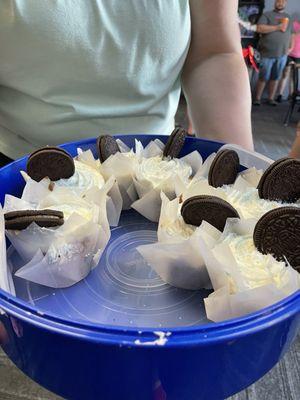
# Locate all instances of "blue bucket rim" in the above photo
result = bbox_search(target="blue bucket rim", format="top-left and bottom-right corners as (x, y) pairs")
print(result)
(0, 135), (299, 346)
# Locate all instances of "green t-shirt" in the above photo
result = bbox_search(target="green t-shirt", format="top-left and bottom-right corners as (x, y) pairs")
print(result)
(0, 1), (190, 158)
(258, 11), (294, 58)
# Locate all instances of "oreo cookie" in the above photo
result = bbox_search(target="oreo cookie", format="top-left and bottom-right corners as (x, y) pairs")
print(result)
(253, 207), (300, 272)
(27, 146), (75, 182)
(5, 209), (64, 230)
(163, 127), (187, 159)
(181, 195), (239, 232)
(97, 135), (120, 163)
(257, 158), (300, 202)
(208, 150), (239, 188)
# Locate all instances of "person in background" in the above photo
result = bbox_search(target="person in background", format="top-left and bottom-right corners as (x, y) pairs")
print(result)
(253, 0), (295, 106)
(0, 1), (253, 169)
(289, 121), (300, 158)
(238, 13), (258, 34)
(277, 14), (300, 102)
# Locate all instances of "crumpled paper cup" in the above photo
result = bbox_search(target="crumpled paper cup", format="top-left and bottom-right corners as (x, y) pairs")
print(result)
(14, 213), (106, 288)
(137, 193), (211, 290)
(100, 150), (139, 210)
(76, 148), (101, 170)
(0, 207), (14, 295)
(198, 218), (300, 322)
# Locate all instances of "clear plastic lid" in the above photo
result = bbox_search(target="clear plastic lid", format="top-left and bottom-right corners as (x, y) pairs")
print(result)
(10, 210), (210, 329)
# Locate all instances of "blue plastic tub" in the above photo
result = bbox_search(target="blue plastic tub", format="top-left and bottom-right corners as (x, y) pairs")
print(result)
(0, 135), (299, 400)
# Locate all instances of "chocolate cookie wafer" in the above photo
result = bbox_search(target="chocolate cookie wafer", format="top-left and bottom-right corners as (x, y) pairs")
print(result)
(208, 149), (239, 188)
(27, 146), (75, 182)
(253, 207), (300, 272)
(5, 210), (64, 230)
(97, 135), (120, 163)
(257, 158), (300, 202)
(181, 195), (239, 232)
(163, 127), (187, 159)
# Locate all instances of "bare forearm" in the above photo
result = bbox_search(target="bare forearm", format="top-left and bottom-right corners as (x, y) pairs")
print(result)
(182, 52), (253, 150)
(256, 24), (280, 34)
(289, 34), (295, 52)
(289, 122), (300, 158)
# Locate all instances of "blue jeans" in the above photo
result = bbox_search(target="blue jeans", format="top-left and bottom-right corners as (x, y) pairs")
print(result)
(259, 55), (288, 81)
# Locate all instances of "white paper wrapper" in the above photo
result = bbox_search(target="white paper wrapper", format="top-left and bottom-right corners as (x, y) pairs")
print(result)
(137, 193), (211, 290)
(131, 188), (162, 223)
(9, 182), (111, 288)
(198, 218), (300, 322)
(192, 152), (216, 182)
(100, 151), (139, 210)
(0, 207), (14, 295)
(6, 223), (57, 264)
(80, 176), (122, 228)
(76, 148), (101, 171)
(134, 138), (165, 159)
(15, 214), (107, 288)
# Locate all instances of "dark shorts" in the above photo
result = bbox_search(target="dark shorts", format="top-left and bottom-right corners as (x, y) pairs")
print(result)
(259, 55), (288, 81)
(287, 56), (300, 66)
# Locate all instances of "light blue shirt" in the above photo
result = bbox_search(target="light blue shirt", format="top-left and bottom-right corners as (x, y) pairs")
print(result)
(0, 0), (190, 158)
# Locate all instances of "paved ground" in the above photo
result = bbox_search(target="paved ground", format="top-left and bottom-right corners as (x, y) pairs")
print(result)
(0, 101), (299, 399)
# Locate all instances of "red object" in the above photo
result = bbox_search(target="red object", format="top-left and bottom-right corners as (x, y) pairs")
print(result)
(243, 46), (259, 72)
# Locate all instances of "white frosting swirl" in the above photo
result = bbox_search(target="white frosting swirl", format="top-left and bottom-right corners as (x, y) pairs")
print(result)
(163, 216), (196, 239)
(55, 160), (105, 193)
(136, 156), (192, 192)
(222, 186), (300, 220)
(223, 233), (293, 294)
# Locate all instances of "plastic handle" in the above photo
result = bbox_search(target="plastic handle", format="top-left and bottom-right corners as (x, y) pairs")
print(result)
(220, 144), (273, 171)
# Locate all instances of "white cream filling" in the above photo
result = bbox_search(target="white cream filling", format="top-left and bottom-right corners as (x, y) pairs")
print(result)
(45, 203), (94, 222)
(55, 160), (105, 193)
(222, 186), (300, 220)
(222, 233), (294, 294)
(136, 156), (192, 192)
(163, 216), (196, 239)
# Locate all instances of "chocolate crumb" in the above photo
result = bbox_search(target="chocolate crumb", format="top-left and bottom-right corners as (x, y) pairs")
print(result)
(48, 182), (55, 191)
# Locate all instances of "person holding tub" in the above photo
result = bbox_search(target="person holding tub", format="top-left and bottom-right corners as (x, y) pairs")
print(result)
(0, 0), (253, 169)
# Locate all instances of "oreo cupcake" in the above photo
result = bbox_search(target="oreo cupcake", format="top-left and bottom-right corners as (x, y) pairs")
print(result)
(130, 129), (206, 222)
(26, 147), (105, 196)
(137, 193), (239, 290)
(200, 213), (300, 322)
